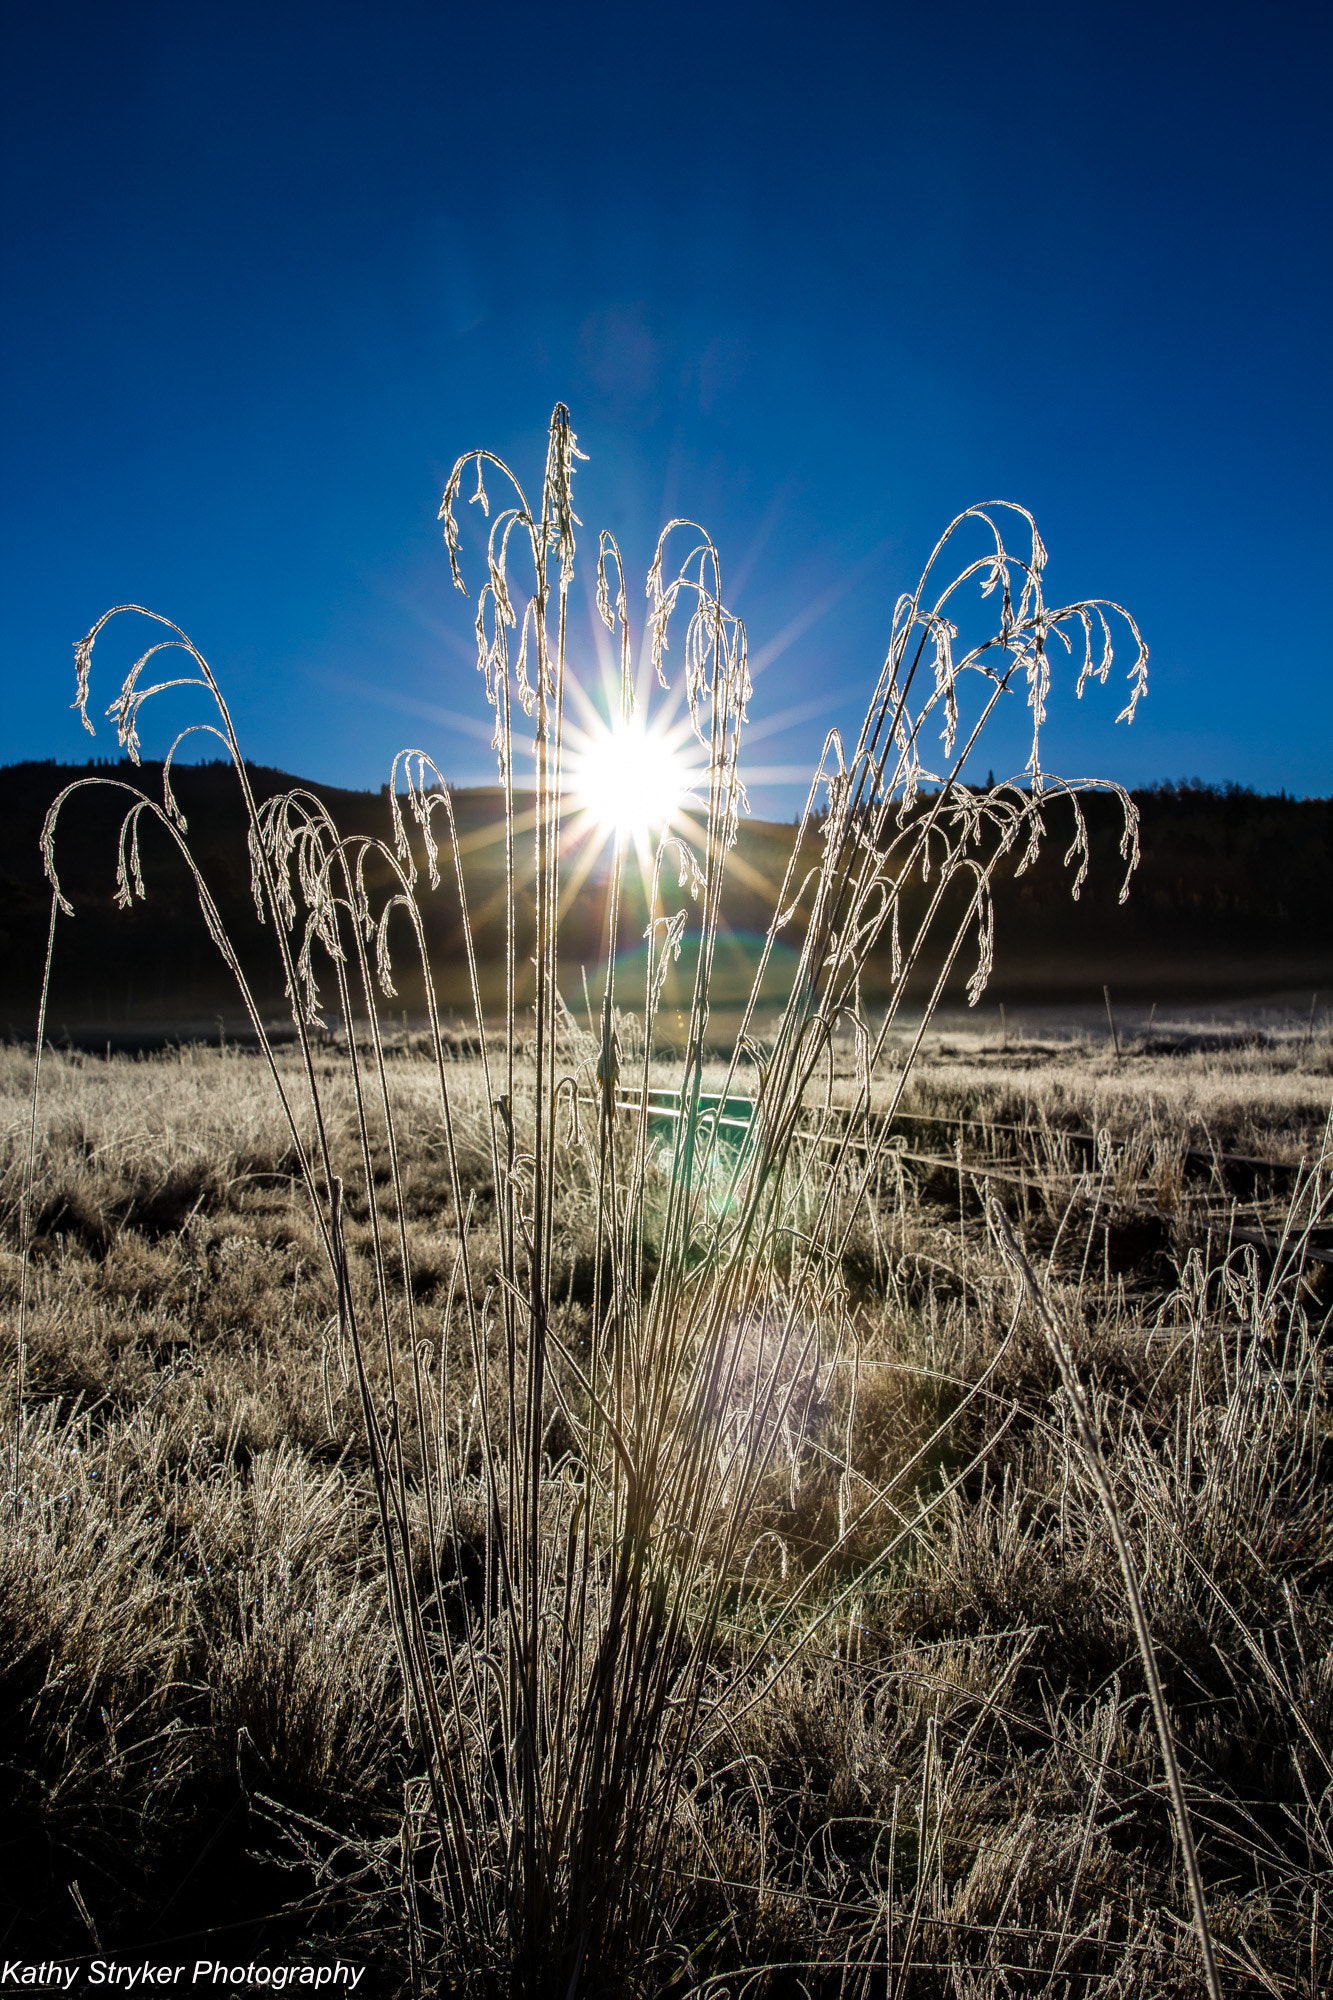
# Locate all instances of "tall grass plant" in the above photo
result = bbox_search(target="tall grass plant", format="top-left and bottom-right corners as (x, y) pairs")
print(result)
(28, 406), (1188, 1993)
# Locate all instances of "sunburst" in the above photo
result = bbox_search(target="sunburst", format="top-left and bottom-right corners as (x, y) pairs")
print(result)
(567, 714), (698, 847)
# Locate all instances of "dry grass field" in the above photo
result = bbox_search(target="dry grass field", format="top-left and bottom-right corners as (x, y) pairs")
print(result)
(2, 1019), (1329, 1993)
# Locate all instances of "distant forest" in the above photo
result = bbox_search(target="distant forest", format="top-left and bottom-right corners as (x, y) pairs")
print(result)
(1, 759), (1329, 1040)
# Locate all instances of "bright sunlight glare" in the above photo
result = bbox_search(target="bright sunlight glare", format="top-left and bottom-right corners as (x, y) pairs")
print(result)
(569, 719), (695, 845)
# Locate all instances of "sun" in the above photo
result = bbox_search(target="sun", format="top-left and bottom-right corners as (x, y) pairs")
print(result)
(567, 716), (698, 846)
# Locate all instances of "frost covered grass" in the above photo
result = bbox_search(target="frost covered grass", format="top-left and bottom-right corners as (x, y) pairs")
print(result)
(6, 410), (1329, 1994)
(2, 1033), (1330, 1992)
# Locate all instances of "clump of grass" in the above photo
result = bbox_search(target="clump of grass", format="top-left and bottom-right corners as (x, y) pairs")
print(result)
(23, 404), (1285, 1995)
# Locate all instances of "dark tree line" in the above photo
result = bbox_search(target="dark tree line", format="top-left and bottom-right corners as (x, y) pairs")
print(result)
(2, 760), (1329, 1040)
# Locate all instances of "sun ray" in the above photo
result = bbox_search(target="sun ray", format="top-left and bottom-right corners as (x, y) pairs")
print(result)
(556, 826), (613, 925)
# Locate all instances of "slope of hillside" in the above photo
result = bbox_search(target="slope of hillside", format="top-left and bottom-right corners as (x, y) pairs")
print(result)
(1, 761), (1329, 1037)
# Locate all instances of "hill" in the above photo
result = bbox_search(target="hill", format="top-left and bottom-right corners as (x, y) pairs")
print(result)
(1, 760), (1329, 1039)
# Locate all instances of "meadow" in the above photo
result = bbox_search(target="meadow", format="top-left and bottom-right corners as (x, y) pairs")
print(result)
(2, 409), (1330, 1995)
(2, 1020), (1329, 1993)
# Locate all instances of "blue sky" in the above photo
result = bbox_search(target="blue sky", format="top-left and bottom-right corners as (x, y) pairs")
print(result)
(2, 0), (1329, 809)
